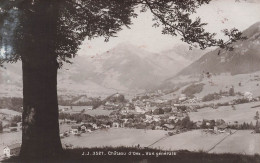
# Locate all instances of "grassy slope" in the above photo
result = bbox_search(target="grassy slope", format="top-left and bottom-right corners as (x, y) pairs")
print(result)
(150, 130), (229, 151)
(2, 128), (260, 159)
(4, 147), (260, 163)
(210, 130), (260, 155)
(189, 101), (260, 124)
(61, 128), (168, 148)
(59, 105), (112, 116)
(160, 71), (260, 100)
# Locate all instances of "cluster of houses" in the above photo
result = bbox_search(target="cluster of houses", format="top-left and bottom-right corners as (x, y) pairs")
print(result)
(195, 119), (230, 134)
(179, 91), (254, 104)
(1, 90), (258, 159)
(59, 108), (188, 137)
(60, 121), (112, 137)
(69, 123), (98, 135)
(57, 93), (196, 134)
(58, 90), (256, 131)
(3, 122), (22, 132)
(58, 91), (258, 139)
(59, 105), (93, 113)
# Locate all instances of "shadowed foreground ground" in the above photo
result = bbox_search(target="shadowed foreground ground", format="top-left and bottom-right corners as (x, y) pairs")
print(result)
(3, 147), (260, 163)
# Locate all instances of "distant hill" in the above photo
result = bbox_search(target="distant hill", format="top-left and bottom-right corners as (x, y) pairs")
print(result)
(161, 44), (206, 63)
(1, 43), (205, 97)
(176, 22), (260, 77)
(85, 43), (188, 90)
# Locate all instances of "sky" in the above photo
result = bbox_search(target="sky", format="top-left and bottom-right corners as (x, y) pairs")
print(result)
(77, 0), (260, 56)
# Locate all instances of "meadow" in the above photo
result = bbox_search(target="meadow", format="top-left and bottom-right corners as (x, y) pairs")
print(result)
(1, 128), (260, 161)
(59, 105), (113, 116)
(61, 128), (168, 148)
(189, 101), (260, 124)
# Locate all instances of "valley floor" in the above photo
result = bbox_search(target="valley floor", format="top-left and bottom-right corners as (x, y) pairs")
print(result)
(61, 128), (260, 155)
(1, 128), (260, 161)
(189, 101), (260, 124)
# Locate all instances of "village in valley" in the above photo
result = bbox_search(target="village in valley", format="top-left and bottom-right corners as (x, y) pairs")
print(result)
(1, 70), (260, 158)
(56, 71), (260, 140)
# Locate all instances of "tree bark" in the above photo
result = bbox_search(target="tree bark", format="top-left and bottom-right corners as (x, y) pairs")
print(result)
(18, 0), (63, 160)
(20, 60), (63, 160)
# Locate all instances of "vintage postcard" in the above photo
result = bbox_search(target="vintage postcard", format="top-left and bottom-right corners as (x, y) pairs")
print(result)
(0, 0), (260, 162)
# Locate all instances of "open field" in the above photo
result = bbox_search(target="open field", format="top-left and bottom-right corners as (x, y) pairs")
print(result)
(59, 105), (112, 116)
(0, 132), (21, 157)
(210, 130), (260, 155)
(189, 101), (260, 124)
(61, 128), (168, 148)
(61, 128), (260, 155)
(60, 124), (74, 133)
(6, 147), (260, 163)
(0, 109), (22, 126)
(150, 130), (229, 151)
(0, 109), (21, 116)
(1, 128), (260, 158)
(196, 72), (260, 98)
(160, 71), (260, 100)
(151, 130), (260, 155)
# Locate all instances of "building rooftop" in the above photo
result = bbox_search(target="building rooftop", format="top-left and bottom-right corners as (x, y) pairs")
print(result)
(5, 143), (21, 150)
(71, 125), (80, 129)
(163, 124), (175, 129)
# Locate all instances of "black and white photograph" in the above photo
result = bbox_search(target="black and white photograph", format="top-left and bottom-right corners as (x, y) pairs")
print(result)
(1, 0), (260, 162)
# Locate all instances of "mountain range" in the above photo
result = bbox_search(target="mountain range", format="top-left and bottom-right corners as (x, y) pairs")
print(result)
(176, 22), (260, 77)
(1, 21), (259, 97)
(0, 42), (204, 97)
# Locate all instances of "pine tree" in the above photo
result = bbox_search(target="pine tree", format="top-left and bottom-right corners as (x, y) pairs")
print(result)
(0, 121), (3, 133)
(250, 121), (254, 129)
(229, 86), (235, 96)
(254, 111), (260, 120)
(255, 120), (260, 133)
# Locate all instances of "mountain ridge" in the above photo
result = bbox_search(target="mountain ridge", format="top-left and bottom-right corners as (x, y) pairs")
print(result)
(174, 21), (260, 78)
(0, 43), (203, 97)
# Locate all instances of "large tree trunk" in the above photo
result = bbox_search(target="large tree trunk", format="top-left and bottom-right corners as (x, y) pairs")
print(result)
(20, 60), (62, 160)
(18, 0), (63, 161)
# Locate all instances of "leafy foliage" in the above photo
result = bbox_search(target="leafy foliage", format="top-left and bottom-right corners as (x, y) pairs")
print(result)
(177, 105), (189, 112)
(254, 111), (259, 121)
(176, 116), (196, 129)
(11, 115), (22, 123)
(153, 108), (164, 115)
(0, 97), (23, 112)
(229, 86), (235, 96)
(1, 0), (247, 67)
(1, 0), (137, 67)
(255, 120), (260, 133)
(202, 93), (221, 102)
(0, 121), (3, 133)
(182, 83), (204, 97)
(141, 0), (247, 50)
(233, 98), (250, 104)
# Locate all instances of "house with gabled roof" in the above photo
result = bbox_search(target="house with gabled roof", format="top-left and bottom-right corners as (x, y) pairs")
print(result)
(244, 92), (253, 101)
(112, 122), (120, 128)
(162, 124), (175, 131)
(70, 125), (80, 134)
(3, 143), (21, 157)
(216, 124), (228, 133)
